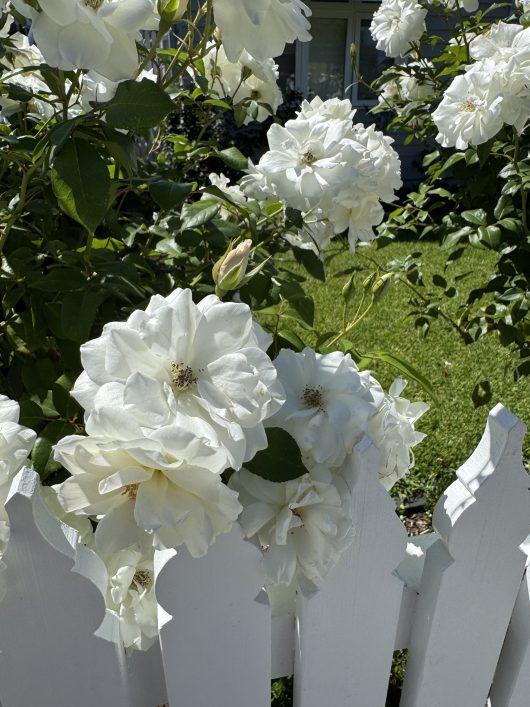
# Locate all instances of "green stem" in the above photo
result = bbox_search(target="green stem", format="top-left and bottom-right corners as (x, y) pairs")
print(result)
(0, 165), (36, 256)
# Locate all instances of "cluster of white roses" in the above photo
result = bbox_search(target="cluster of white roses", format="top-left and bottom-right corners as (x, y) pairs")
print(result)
(433, 21), (530, 149)
(242, 97), (402, 252)
(0, 289), (428, 648)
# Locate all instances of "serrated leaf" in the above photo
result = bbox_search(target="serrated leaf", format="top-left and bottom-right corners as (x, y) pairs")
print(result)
(51, 138), (111, 233)
(149, 180), (193, 211)
(215, 146), (248, 171)
(245, 427), (307, 482)
(180, 199), (220, 228)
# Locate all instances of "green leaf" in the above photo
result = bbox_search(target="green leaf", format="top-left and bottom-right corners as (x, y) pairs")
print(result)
(105, 79), (175, 130)
(215, 146), (248, 171)
(61, 290), (100, 342)
(472, 380), (493, 408)
(32, 421), (75, 480)
(29, 269), (86, 292)
(51, 138), (111, 233)
(245, 427), (307, 482)
(292, 247), (325, 281)
(180, 199), (220, 228)
(360, 350), (439, 404)
(149, 180), (193, 211)
(461, 209), (488, 226)
(277, 329), (305, 350)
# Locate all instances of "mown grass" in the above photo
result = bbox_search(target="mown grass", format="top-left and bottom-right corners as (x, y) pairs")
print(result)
(285, 239), (530, 510)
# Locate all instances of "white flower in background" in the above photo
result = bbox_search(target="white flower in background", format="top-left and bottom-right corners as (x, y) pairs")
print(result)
(212, 0), (311, 62)
(370, 0), (427, 58)
(54, 412), (242, 555)
(368, 378), (429, 491)
(71, 289), (284, 470)
(268, 348), (384, 469)
(104, 547), (158, 651)
(0, 395), (36, 552)
(443, 0), (479, 11)
(79, 67), (157, 109)
(379, 61), (434, 109)
(203, 172), (247, 220)
(298, 96), (356, 121)
(352, 122), (402, 204)
(229, 468), (353, 585)
(326, 190), (386, 250)
(11, 0), (158, 81)
(203, 43), (282, 123)
(432, 70), (504, 149)
(520, 0), (530, 13)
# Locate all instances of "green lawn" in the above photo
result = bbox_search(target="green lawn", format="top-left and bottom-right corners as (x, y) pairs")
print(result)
(288, 240), (530, 510)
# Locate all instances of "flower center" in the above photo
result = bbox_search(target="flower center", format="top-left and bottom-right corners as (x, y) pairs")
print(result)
(130, 569), (153, 591)
(302, 385), (323, 410)
(121, 483), (139, 500)
(170, 361), (197, 391)
(461, 99), (477, 113)
(301, 151), (316, 165)
(82, 0), (104, 9)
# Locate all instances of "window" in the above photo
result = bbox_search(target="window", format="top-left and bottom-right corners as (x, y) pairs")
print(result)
(279, 0), (392, 106)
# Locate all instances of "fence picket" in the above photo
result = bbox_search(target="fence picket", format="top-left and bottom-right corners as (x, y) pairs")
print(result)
(0, 467), (134, 707)
(400, 404), (530, 707)
(155, 523), (271, 707)
(489, 569), (530, 707)
(294, 437), (408, 707)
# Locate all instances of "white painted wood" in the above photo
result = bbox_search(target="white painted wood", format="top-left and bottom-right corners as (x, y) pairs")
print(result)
(400, 404), (530, 707)
(155, 524), (271, 707)
(272, 613), (295, 678)
(489, 570), (530, 707)
(0, 467), (134, 707)
(294, 437), (408, 707)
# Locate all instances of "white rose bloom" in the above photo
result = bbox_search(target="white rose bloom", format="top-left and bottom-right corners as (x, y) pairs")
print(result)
(284, 209), (335, 256)
(71, 289), (284, 469)
(41, 485), (95, 546)
(380, 61), (434, 110)
(327, 190), (386, 249)
(0, 395), (36, 552)
(368, 378), (429, 491)
(104, 547), (159, 651)
(229, 468), (353, 585)
(54, 412), (242, 555)
(520, 0), (530, 13)
(433, 70), (504, 149)
(203, 43), (282, 123)
(268, 348), (384, 469)
(254, 115), (359, 211)
(297, 96), (356, 121)
(370, 0), (427, 58)
(212, 0), (311, 62)
(352, 122), (402, 204)
(12, 0), (158, 81)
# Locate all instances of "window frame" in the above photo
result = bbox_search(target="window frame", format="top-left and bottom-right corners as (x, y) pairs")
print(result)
(293, 0), (385, 107)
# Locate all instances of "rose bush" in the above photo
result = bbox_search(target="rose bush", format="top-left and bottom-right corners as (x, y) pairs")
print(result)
(0, 0), (429, 650)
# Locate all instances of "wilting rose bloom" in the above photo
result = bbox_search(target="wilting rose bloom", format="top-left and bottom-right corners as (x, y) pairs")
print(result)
(432, 70), (504, 149)
(71, 288), (285, 470)
(212, 0), (311, 62)
(229, 468), (353, 585)
(368, 378), (429, 491)
(268, 348), (384, 469)
(104, 547), (159, 650)
(203, 43), (283, 123)
(12, 0), (158, 81)
(54, 411), (242, 556)
(0, 396), (36, 552)
(370, 0), (427, 58)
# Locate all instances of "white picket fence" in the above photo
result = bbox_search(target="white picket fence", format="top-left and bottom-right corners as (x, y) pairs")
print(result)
(0, 403), (529, 707)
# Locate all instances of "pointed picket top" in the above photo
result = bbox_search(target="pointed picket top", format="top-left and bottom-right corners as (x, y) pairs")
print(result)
(0, 467), (137, 707)
(401, 405), (530, 707)
(155, 523), (271, 707)
(294, 436), (408, 707)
